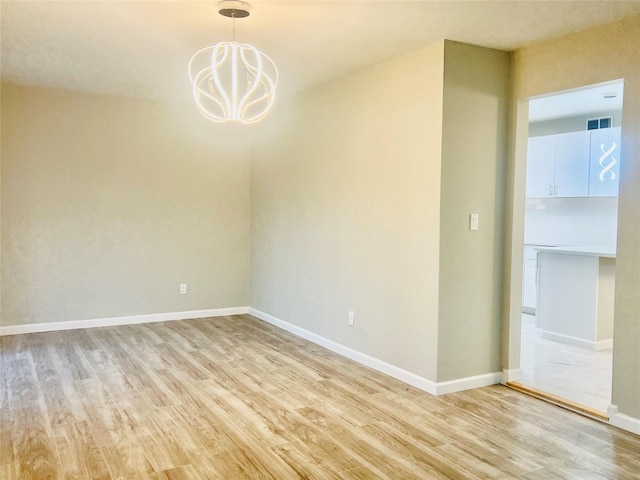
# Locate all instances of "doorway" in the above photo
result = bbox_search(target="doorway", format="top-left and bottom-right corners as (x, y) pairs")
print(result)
(514, 80), (623, 416)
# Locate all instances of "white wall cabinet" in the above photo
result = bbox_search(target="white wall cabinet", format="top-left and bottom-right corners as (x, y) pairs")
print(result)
(589, 127), (621, 197)
(526, 128), (622, 198)
(526, 130), (590, 198)
(525, 136), (556, 197)
(554, 131), (591, 197)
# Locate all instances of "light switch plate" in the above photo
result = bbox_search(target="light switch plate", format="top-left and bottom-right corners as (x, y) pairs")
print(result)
(470, 213), (479, 231)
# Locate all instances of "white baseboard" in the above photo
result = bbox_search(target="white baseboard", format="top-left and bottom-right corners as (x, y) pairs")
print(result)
(542, 330), (613, 351)
(595, 339), (614, 351)
(435, 372), (503, 395)
(607, 405), (640, 435)
(248, 308), (501, 396)
(0, 307), (250, 336)
(501, 368), (524, 384)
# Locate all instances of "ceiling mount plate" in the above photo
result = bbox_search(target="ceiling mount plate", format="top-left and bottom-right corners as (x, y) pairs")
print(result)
(218, 0), (250, 18)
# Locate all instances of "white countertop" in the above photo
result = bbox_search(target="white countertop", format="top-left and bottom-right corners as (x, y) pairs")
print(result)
(524, 242), (562, 247)
(533, 245), (616, 258)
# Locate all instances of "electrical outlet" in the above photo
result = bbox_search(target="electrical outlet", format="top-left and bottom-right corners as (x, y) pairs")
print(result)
(348, 310), (355, 327)
(180, 283), (187, 295)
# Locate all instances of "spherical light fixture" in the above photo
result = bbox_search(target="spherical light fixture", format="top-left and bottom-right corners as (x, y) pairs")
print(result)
(188, 1), (278, 124)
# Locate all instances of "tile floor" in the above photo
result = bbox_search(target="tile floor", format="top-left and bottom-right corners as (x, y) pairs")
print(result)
(520, 314), (613, 413)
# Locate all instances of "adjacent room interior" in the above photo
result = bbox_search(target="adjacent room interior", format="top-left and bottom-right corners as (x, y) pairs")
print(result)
(517, 81), (623, 415)
(1, 2), (640, 478)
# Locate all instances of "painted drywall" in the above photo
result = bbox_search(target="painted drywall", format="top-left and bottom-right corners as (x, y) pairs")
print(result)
(436, 41), (510, 382)
(251, 42), (446, 381)
(525, 197), (618, 248)
(509, 14), (640, 419)
(0, 84), (3, 325)
(1, 84), (251, 326)
(251, 40), (511, 384)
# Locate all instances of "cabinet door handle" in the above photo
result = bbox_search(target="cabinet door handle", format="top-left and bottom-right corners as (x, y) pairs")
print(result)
(549, 185), (553, 196)
(554, 185), (558, 195)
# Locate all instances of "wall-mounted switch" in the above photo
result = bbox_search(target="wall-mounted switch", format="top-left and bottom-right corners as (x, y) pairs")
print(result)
(469, 213), (479, 231)
(180, 283), (187, 295)
(348, 310), (355, 327)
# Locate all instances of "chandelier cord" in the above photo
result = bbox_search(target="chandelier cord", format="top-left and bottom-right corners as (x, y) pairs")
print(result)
(232, 11), (236, 42)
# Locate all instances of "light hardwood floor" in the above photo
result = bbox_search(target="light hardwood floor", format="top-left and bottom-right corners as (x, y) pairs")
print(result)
(1, 314), (639, 479)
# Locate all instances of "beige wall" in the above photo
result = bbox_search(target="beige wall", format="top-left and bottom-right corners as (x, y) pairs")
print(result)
(437, 41), (510, 381)
(1, 84), (251, 326)
(0, 84), (3, 323)
(251, 40), (510, 384)
(251, 42), (446, 380)
(508, 15), (640, 418)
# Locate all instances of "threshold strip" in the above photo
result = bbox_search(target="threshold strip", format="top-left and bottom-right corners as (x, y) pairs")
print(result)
(506, 381), (609, 422)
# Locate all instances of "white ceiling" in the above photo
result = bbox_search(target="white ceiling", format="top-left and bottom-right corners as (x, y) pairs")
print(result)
(2, 1), (640, 104)
(529, 81), (625, 122)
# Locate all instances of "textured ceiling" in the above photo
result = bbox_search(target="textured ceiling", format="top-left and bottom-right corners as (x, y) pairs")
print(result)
(2, 1), (640, 103)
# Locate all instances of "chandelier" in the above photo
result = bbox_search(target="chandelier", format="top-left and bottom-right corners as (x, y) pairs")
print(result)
(188, 1), (278, 124)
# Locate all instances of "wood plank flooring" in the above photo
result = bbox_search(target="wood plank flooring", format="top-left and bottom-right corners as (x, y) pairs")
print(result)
(1, 314), (639, 479)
